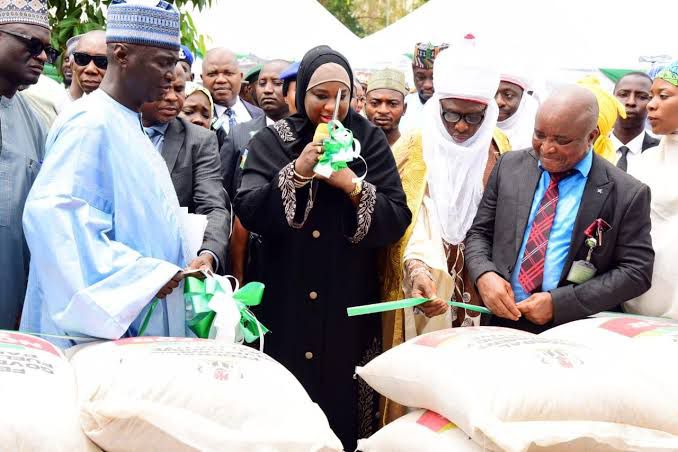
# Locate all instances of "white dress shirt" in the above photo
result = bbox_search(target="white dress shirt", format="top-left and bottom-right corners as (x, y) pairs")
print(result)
(214, 96), (253, 134)
(611, 132), (646, 172)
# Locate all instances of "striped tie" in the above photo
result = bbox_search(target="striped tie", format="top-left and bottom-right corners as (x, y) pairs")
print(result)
(518, 171), (573, 294)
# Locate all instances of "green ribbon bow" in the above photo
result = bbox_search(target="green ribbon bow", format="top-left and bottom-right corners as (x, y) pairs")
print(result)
(185, 276), (268, 342)
(314, 120), (360, 177)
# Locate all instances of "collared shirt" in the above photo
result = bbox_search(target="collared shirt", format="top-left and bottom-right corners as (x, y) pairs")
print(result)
(511, 149), (594, 302)
(144, 122), (170, 153)
(214, 96), (253, 134)
(611, 132), (645, 172)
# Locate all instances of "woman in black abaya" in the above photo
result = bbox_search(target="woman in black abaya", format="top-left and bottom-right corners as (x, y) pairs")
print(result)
(234, 46), (410, 448)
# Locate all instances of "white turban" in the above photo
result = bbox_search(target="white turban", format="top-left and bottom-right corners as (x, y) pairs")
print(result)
(433, 46), (500, 104)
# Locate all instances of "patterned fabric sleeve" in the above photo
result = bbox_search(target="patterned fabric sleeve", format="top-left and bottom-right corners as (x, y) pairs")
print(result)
(348, 181), (377, 244)
(277, 162), (314, 229)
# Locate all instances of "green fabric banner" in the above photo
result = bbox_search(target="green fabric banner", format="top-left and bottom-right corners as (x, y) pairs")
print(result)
(599, 68), (639, 83)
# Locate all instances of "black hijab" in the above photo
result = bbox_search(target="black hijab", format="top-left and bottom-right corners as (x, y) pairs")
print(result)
(288, 45), (359, 145)
(239, 45), (395, 187)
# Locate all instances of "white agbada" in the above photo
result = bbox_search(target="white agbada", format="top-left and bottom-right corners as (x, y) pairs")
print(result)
(21, 89), (192, 347)
(402, 45), (501, 336)
(625, 133), (678, 319)
(497, 73), (539, 150)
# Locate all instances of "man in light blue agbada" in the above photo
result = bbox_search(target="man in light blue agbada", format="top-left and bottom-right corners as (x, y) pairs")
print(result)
(21, 0), (196, 346)
(0, 0), (53, 330)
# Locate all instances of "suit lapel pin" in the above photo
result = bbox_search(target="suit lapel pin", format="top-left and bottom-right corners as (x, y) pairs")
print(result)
(596, 188), (603, 194)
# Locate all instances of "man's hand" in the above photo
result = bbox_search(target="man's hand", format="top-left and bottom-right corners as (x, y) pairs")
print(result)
(476, 272), (520, 320)
(155, 272), (183, 299)
(517, 292), (554, 325)
(188, 253), (215, 272)
(411, 273), (448, 318)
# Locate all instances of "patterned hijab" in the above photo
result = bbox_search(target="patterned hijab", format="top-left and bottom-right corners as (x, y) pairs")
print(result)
(656, 60), (678, 87)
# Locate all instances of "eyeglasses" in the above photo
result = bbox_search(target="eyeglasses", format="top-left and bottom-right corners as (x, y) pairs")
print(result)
(0, 29), (59, 64)
(441, 111), (485, 125)
(73, 52), (108, 70)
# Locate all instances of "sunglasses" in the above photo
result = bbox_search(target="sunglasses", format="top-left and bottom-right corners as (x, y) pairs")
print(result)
(73, 52), (108, 70)
(441, 111), (486, 125)
(0, 29), (59, 64)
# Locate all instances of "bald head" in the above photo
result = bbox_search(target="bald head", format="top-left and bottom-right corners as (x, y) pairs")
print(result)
(540, 85), (599, 132)
(201, 47), (242, 107)
(76, 30), (106, 53)
(532, 84), (600, 173)
(203, 48), (239, 71)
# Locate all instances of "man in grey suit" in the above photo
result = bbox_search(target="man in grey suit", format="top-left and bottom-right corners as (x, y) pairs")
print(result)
(141, 63), (230, 274)
(465, 85), (654, 333)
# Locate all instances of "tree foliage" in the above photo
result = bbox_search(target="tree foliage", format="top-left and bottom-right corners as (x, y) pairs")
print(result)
(321, 0), (428, 37)
(318, 0), (364, 37)
(48, 0), (212, 59)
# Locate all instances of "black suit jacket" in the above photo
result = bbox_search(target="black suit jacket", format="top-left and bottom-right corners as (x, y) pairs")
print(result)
(219, 115), (268, 200)
(162, 117), (231, 272)
(465, 149), (654, 332)
(642, 132), (660, 151)
(213, 100), (264, 148)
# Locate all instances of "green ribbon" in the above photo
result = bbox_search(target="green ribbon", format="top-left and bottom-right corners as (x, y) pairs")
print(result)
(233, 282), (269, 343)
(138, 298), (159, 336)
(314, 120), (358, 175)
(347, 298), (491, 317)
(185, 277), (268, 342)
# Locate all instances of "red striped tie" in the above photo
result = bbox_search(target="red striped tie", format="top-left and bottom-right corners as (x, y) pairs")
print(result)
(518, 171), (572, 294)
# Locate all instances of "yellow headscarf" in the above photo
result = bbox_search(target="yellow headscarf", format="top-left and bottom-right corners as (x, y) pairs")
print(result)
(576, 75), (626, 162)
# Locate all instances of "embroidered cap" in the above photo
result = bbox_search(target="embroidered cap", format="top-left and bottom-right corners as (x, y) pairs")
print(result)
(0, 0), (50, 29)
(413, 42), (449, 70)
(106, 0), (181, 51)
(367, 68), (408, 97)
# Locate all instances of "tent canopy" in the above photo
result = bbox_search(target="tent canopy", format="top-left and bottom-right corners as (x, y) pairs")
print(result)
(359, 0), (676, 70)
(191, 0), (361, 62)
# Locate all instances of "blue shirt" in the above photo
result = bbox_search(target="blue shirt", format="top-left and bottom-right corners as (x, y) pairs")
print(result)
(144, 122), (170, 153)
(511, 150), (593, 302)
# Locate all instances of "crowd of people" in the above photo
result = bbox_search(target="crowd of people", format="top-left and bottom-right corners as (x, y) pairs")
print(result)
(1, 0), (677, 449)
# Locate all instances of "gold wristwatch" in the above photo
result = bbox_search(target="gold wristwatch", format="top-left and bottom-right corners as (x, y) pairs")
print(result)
(348, 180), (363, 199)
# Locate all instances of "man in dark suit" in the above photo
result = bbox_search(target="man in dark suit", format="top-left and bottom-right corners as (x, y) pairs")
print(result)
(219, 60), (290, 283)
(141, 63), (230, 274)
(201, 47), (264, 147)
(219, 60), (290, 199)
(611, 72), (660, 172)
(465, 85), (654, 333)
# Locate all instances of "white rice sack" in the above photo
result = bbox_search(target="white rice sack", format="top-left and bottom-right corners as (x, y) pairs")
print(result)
(355, 327), (678, 451)
(0, 331), (98, 451)
(357, 409), (482, 451)
(70, 337), (342, 452)
(542, 316), (678, 380)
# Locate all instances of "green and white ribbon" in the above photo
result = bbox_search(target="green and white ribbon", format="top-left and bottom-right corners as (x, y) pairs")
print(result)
(138, 274), (268, 351)
(347, 298), (491, 317)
